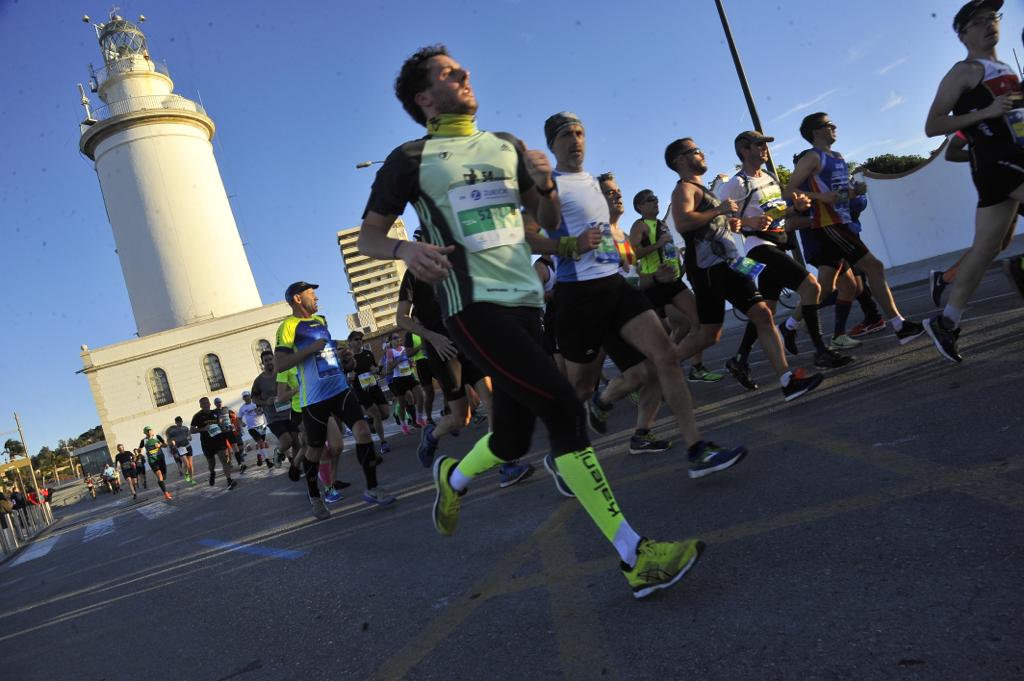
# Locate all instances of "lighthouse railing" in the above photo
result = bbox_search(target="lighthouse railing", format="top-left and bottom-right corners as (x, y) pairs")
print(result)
(90, 94), (207, 122)
(93, 58), (171, 88)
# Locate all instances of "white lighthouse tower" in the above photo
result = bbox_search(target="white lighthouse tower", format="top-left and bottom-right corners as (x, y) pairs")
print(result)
(79, 12), (261, 336)
(76, 12), (290, 461)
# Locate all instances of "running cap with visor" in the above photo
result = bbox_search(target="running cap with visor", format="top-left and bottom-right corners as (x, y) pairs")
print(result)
(284, 281), (318, 301)
(953, 0), (1002, 33)
(214, 397), (223, 405)
(544, 112), (583, 149)
(143, 425), (153, 432)
(734, 130), (775, 149)
(242, 391), (251, 398)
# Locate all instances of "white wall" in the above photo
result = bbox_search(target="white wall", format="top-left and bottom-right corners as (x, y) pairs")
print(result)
(856, 142), (1023, 268)
(81, 303), (288, 453)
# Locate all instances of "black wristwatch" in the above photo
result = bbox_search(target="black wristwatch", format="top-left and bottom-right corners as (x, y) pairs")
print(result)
(536, 182), (557, 196)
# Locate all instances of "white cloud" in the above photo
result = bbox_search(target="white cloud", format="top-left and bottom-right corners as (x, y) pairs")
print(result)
(771, 136), (798, 151)
(846, 139), (897, 158)
(891, 135), (930, 151)
(876, 56), (910, 75)
(880, 91), (904, 112)
(769, 88), (842, 123)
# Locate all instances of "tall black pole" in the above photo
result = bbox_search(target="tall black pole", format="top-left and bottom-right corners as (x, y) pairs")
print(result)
(714, 0), (805, 265)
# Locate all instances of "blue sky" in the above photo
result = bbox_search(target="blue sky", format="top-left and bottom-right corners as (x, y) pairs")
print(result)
(1, 0), (1022, 456)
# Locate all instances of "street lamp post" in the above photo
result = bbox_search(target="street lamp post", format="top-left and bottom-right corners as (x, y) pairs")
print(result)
(714, 0), (806, 266)
(13, 412), (50, 523)
(355, 160), (384, 169)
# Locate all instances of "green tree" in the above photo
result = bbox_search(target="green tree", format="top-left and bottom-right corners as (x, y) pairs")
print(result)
(4, 438), (25, 457)
(863, 153), (927, 174)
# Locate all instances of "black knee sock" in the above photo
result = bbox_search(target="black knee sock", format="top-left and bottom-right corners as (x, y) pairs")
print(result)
(356, 443), (379, 489)
(157, 479), (166, 493)
(802, 305), (827, 352)
(834, 300), (853, 336)
(736, 321), (759, 362)
(857, 284), (882, 324)
(302, 459), (320, 498)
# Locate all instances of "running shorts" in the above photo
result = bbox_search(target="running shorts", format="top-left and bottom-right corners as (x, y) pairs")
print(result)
(268, 419), (299, 438)
(290, 410), (303, 430)
(553, 274), (649, 370)
(804, 224), (870, 270)
(147, 456), (167, 477)
(390, 375), (419, 397)
(642, 279), (689, 312)
(247, 427), (267, 442)
(120, 466), (135, 479)
(972, 148), (1024, 207)
(747, 244), (808, 301)
(688, 262), (765, 325)
(425, 345), (486, 403)
(415, 358), (433, 387)
(302, 389), (364, 448)
(353, 382), (389, 409)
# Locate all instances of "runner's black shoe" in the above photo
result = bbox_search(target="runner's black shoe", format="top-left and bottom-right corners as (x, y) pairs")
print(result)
(929, 270), (948, 307)
(628, 432), (672, 455)
(925, 315), (962, 363)
(781, 368), (823, 402)
(725, 357), (758, 391)
(813, 348), (854, 369)
(895, 319), (925, 345)
(778, 321), (799, 356)
(1004, 256), (1024, 300)
(585, 394), (610, 435)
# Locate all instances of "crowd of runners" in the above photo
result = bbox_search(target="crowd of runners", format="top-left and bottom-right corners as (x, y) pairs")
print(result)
(102, 0), (1024, 600)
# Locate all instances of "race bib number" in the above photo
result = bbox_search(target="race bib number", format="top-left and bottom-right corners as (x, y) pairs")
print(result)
(397, 360), (413, 377)
(274, 401), (291, 413)
(1007, 108), (1024, 146)
(206, 424), (222, 438)
(730, 256), (766, 279)
(358, 372), (377, 388)
(448, 179), (526, 253)
(316, 344), (342, 378)
(759, 197), (788, 229)
(594, 224), (621, 265)
(177, 447), (189, 457)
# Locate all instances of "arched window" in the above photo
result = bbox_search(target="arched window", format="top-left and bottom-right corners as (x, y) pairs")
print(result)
(148, 368), (174, 406)
(203, 353), (227, 391)
(253, 339), (272, 369)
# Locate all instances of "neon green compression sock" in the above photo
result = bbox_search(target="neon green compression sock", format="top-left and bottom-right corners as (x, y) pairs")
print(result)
(554, 448), (642, 566)
(450, 434), (504, 491)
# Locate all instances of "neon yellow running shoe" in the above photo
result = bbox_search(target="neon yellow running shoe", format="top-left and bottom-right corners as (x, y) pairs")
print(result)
(622, 538), (705, 599)
(432, 456), (462, 537)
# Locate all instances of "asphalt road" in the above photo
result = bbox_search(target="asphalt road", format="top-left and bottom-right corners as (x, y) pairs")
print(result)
(2, 267), (1022, 681)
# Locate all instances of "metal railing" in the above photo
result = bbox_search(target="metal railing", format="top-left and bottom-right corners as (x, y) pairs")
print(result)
(92, 57), (170, 88)
(1, 503), (54, 558)
(90, 93), (206, 122)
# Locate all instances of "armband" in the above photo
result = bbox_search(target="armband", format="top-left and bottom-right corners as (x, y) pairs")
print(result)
(557, 236), (580, 260)
(391, 241), (404, 259)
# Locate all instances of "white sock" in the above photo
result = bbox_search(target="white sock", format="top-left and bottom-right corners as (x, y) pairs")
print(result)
(943, 304), (963, 326)
(889, 316), (904, 331)
(615, 522), (643, 567)
(780, 370), (792, 388)
(785, 316), (799, 331)
(449, 467), (471, 492)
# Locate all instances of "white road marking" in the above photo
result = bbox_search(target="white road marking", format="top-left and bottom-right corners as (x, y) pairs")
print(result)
(83, 518), (115, 542)
(9, 536), (59, 567)
(135, 503), (177, 520)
